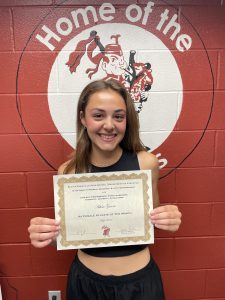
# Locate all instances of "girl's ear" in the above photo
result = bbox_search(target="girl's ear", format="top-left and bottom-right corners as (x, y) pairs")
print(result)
(80, 111), (86, 127)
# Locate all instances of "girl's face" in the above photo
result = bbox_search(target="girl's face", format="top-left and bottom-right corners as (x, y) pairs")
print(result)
(80, 89), (127, 155)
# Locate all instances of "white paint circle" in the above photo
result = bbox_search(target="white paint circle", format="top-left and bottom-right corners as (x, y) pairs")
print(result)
(48, 23), (183, 151)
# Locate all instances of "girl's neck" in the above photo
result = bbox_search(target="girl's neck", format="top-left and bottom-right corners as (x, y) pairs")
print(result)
(90, 146), (123, 167)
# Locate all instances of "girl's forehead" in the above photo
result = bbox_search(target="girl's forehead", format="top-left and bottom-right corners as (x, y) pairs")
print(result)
(86, 89), (126, 110)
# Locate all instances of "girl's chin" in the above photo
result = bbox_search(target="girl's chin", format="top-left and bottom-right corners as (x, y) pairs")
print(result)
(97, 145), (118, 152)
(93, 142), (121, 153)
(97, 135), (118, 146)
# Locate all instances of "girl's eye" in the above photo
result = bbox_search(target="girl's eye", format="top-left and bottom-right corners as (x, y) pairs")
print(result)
(93, 114), (103, 119)
(115, 115), (125, 121)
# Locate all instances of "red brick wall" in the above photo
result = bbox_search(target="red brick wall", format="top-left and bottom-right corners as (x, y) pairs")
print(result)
(0, 1), (224, 299)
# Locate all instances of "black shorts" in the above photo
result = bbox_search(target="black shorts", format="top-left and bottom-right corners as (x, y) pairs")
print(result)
(66, 255), (165, 300)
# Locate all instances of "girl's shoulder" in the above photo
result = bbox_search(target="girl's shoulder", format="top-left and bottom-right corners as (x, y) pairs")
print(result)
(137, 150), (159, 171)
(58, 159), (75, 174)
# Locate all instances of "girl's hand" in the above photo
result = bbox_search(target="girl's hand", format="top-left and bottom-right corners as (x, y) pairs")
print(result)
(150, 205), (182, 232)
(28, 217), (60, 248)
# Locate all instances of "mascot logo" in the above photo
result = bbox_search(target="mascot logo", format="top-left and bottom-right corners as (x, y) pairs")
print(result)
(66, 30), (153, 113)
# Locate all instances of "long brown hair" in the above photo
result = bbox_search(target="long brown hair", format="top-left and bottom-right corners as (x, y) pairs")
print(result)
(64, 79), (146, 174)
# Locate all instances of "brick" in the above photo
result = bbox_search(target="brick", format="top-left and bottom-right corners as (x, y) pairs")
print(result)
(0, 245), (31, 276)
(0, 95), (23, 134)
(150, 238), (175, 270)
(18, 51), (57, 94)
(176, 168), (225, 203)
(28, 207), (55, 221)
(0, 173), (27, 208)
(0, 9), (13, 51)
(1, 275), (67, 300)
(218, 50), (225, 89)
(19, 94), (58, 134)
(181, 130), (215, 167)
(154, 227), (174, 239)
(0, 52), (20, 94)
(175, 237), (225, 269)
(174, 50), (217, 91)
(158, 130), (215, 169)
(0, 278), (17, 300)
(211, 203), (225, 236)
(31, 246), (75, 275)
(13, 6), (80, 51)
(205, 269), (225, 298)
(0, 208), (54, 243)
(162, 269), (206, 300)
(0, 134), (62, 172)
(27, 134), (65, 168)
(176, 91), (214, 130)
(176, 203), (212, 237)
(0, 209), (31, 243)
(55, 0), (133, 4)
(0, 0), (52, 5)
(154, 131), (194, 168)
(26, 171), (56, 207)
(215, 131), (225, 166)
(208, 91), (225, 130)
(180, 6), (225, 49)
(139, 0), (221, 5)
(158, 168), (176, 203)
(12, 7), (56, 51)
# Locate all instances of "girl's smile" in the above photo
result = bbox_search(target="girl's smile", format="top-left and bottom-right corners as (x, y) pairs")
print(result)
(98, 133), (117, 142)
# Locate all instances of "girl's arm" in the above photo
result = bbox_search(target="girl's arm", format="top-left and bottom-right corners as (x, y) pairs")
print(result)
(138, 151), (182, 232)
(28, 161), (71, 248)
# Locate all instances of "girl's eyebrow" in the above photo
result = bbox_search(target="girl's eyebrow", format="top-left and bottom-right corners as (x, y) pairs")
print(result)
(91, 108), (126, 113)
(114, 109), (126, 113)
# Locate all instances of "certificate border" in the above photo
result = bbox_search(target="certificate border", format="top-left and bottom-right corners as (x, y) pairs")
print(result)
(57, 172), (151, 247)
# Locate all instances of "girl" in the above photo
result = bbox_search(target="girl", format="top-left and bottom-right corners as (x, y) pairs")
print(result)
(29, 79), (181, 300)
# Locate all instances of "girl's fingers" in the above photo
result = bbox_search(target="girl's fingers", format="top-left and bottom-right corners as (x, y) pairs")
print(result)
(150, 205), (182, 232)
(28, 224), (60, 234)
(150, 205), (182, 220)
(150, 205), (178, 215)
(30, 231), (59, 242)
(150, 211), (179, 220)
(151, 218), (181, 226)
(31, 239), (53, 248)
(28, 217), (61, 248)
(30, 217), (60, 226)
(154, 224), (180, 232)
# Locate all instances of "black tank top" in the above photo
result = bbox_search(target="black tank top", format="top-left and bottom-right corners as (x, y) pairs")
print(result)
(81, 150), (147, 257)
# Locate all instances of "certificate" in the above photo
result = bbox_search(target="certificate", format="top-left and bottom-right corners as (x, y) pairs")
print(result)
(53, 170), (154, 250)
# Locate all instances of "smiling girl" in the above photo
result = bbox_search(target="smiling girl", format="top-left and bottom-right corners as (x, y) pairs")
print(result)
(28, 79), (181, 300)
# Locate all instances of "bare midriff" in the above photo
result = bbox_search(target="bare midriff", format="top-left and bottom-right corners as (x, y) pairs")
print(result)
(77, 247), (150, 276)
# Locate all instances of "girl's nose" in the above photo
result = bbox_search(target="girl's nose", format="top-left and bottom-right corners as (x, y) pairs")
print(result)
(103, 118), (114, 130)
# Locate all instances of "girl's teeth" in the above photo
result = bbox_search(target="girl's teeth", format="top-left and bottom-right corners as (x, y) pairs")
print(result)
(100, 134), (115, 140)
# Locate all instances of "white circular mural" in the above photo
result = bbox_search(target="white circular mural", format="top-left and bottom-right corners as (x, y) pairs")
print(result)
(48, 23), (183, 151)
